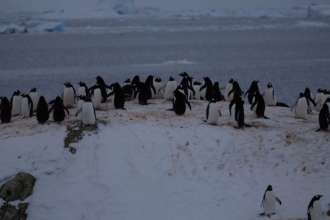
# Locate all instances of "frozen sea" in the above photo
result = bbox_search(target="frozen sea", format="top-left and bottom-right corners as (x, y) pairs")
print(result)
(1, 17), (330, 103)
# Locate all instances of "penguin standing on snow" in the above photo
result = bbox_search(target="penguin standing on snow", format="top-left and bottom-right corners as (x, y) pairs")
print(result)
(11, 90), (22, 116)
(76, 96), (96, 125)
(213, 82), (224, 101)
(108, 83), (126, 109)
(228, 80), (243, 101)
(200, 77), (213, 101)
(307, 195), (323, 220)
(135, 82), (149, 105)
(224, 78), (234, 101)
(63, 82), (76, 108)
(145, 75), (156, 100)
(77, 82), (89, 97)
(294, 93), (308, 119)
(89, 76), (112, 103)
(206, 98), (222, 125)
(122, 79), (134, 101)
(172, 88), (191, 116)
(0, 97), (11, 123)
(251, 91), (268, 119)
(179, 72), (195, 99)
(131, 75), (141, 98)
(229, 94), (248, 128)
(260, 185), (282, 218)
(317, 99), (330, 131)
(29, 88), (39, 111)
(164, 77), (178, 100)
(304, 88), (316, 114)
(153, 77), (163, 98)
(245, 80), (260, 105)
(36, 96), (49, 124)
(49, 96), (70, 122)
(20, 94), (33, 118)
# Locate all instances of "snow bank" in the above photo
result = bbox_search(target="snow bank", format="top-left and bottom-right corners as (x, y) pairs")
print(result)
(0, 21), (64, 34)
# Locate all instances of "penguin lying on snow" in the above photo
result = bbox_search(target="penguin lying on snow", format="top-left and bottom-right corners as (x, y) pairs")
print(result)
(307, 195), (323, 220)
(76, 96), (96, 125)
(20, 94), (33, 118)
(206, 99), (222, 125)
(36, 96), (49, 124)
(49, 96), (70, 123)
(260, 185), (282, 218)
(0, 97), (11, 123)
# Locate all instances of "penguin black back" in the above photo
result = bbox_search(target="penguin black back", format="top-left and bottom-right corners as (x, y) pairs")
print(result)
(109, 83), (126, 109)
(37, 96), (49, 124)
(173, 89), (191, 115)
(0, 97), (11, 123)
(246, 80), (260, 104)
(49, 96), (69, 122)
(200, 77), (213, 101)
(213, 82), (224, 101)
(318, 103), (330, 131)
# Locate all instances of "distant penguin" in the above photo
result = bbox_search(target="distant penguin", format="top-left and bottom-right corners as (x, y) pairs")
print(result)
(179, 72), (195, 99)
(122, 79), (134, 100)
(304, 88), (316, 114)
(200, 77), (213, 101)
(307, 195), (323, 220)
(11, 90), (22, 116)
(109, 83), (126, 109)
(76, 97), (96, 125)
(0, 97), (11, 123)
(20, 94), (33, 118)
(89, 76), (111, 103)
(294, 93), (308, 119)
(36, 96), (49, 124)
(77, 82), (89, 97)
(63, 82), (76, 108)
(145, 75), (156, 99)
(213, 82), (224, 101)
(91, 88), (102, 110)
(153, 77), (163, 98)
(172, 89), (191, 116)
(251, 91), (268, 119)
(29, 88), (39, 111)
(261, 185), (282, 217)
(206, 99), (222, 125)
(193, 81), (202, 100)
(224, 78), (234, 101)
(264, 83), (277, 106)
(136, 82), (149, 105)
(131, 75), (141, 98)
(245, 80), (260, 105)
(229, 94), (248, 128)
(49, 96), (69, 122)
(317, 101), (330, 131)
(164, 77), (178, 100)
(228, 80), (243, 101)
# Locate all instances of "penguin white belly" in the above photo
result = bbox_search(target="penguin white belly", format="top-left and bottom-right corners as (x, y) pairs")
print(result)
(309, 201), (323, 220)
(63, 88), (75, 108)
(200, 88), (206, 100)
(153, 82), (162, 98)
(82, 102), (96, 125)
(225, 84), (233, 101)
(164, 81), (177, 100)
(20, 98), (30, 118)
(193, 85), (201, 100)
(77, 87), (86, 97)
(264, 88), (276, 106)
(295, 98), (308, 119)
(263, 192), (277, 215)
(207, 103), (221, 125)
(92, 88), (102, 109)
(76, 99), (84, 120)
(11, 96), (22, 116)
(29, 92), (39, 111)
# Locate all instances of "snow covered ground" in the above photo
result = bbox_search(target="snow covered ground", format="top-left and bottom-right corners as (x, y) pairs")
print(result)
(0, 98), (329, 220)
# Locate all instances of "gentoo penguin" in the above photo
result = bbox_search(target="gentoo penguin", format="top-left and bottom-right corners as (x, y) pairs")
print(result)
(122, 79), (134, 101)
(0, 97), (11, 123)
(11, 90), (22, 116)
(224, 78), (234, 101)
(304, 88), (316, 114)
(251, 91), (268, 119)
(131, 75), (141, 98)
(294, 93), (308, 119)
(317, 100), (330, 131)
(228, 80), (243, 101)
(63, 82), (76, 108)
(29, 88), (39, 111)
(179, 72), (195, 99)
(245, 80), (260, 105)
(145, 75), (156, 100)
(200, 77), (213, 101)
(109, 83), (126, 109)
(206, 99), (222, 125)
(264, 83), (277, 106)
(260, 185), (282, 217)
(76, 96), (96, 125)
(91, 88), (102, 110)
(135, 82), (149, 105)
(229, 94), (248, 128)
(89, 76), (111, 103)
(193, 81), (202, 100)
(213, 82), (224, 101)
(49, 96), (69, 122)
(172, 88), (191, 116)
(307, 195), (323, 220)
(36, 96), (49, 124)
(20, 94), (33, 118)
(164, 77), (178, 100)
(153, 77), (163, 98)
(77, 82), (89, 97)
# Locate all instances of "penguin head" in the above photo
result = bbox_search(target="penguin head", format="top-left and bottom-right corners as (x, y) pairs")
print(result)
(179, 72), (189, 78)
(304, 87), (311, 95)
(266, 185), (273, 191)
(267, 83), (273, 88)
(169, 76), (175, 81)
(110, 83), (121, 92)
(13, 90), (21, 96)
(214, 82), (219, 88)
(54, 96), (63, 105)
(299, 92), (304, 98)
(314, 194), (323, 200)
(64, 82), (73, 88)
(124, 78), (131, 83)
(96, 76), (106, 86)
(155, 77), (162, 83)
(229, 78), (234, 83)
(325, 97), (330, 103)
(79, 82), (86, 87)
(30, 88), (37, 92)
(39, 96), (47, 104)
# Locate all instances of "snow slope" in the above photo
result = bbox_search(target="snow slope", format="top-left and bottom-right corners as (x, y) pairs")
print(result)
(0, 99), (329, 220)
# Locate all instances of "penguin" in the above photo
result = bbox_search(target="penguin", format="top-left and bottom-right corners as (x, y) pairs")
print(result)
(29, 88), (39, 111)
(20, 94), (33, 118)
(135, 82), (149, 105)
(229, 94), (249, 128)
(131, 75), (141, 98)
(260, 185), (282, 217)
(109, 83), (126, 109)
(49, 96), (70, 122)
(213, 82), (224, 101)
(11, 90), (22, 116)
(122, 79), (134, 101)
(316, 101), (330, 131)
(192, 81), (202, 100)
(307, 195), (323, 220)
(224, 78), (234, 101)
(145, 75), (156, 100)
(0, 97), (11, 123)
(304, 87), (316, 114)
(251, 91), (268, 119)
(164, 77), (178, 100)
(36, 96), (49, 124)
(206, 99), (222, 125)
(77, 82), (89, 98)
(264, 83), (277, 106)
(153, 77), (163, 98)
(91, 88), (102, 110)
(63, 82), (76, 108)
(245, 80), (260, 105)
(179, 72), (195, 99)
(228, 80), (243, 101)
(294, 93), (308, 119)
(172, 89), (191, 116)
(89, 76), (112, 103)
(76, 96), (96, 125)
(200, 77), (213, 101)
